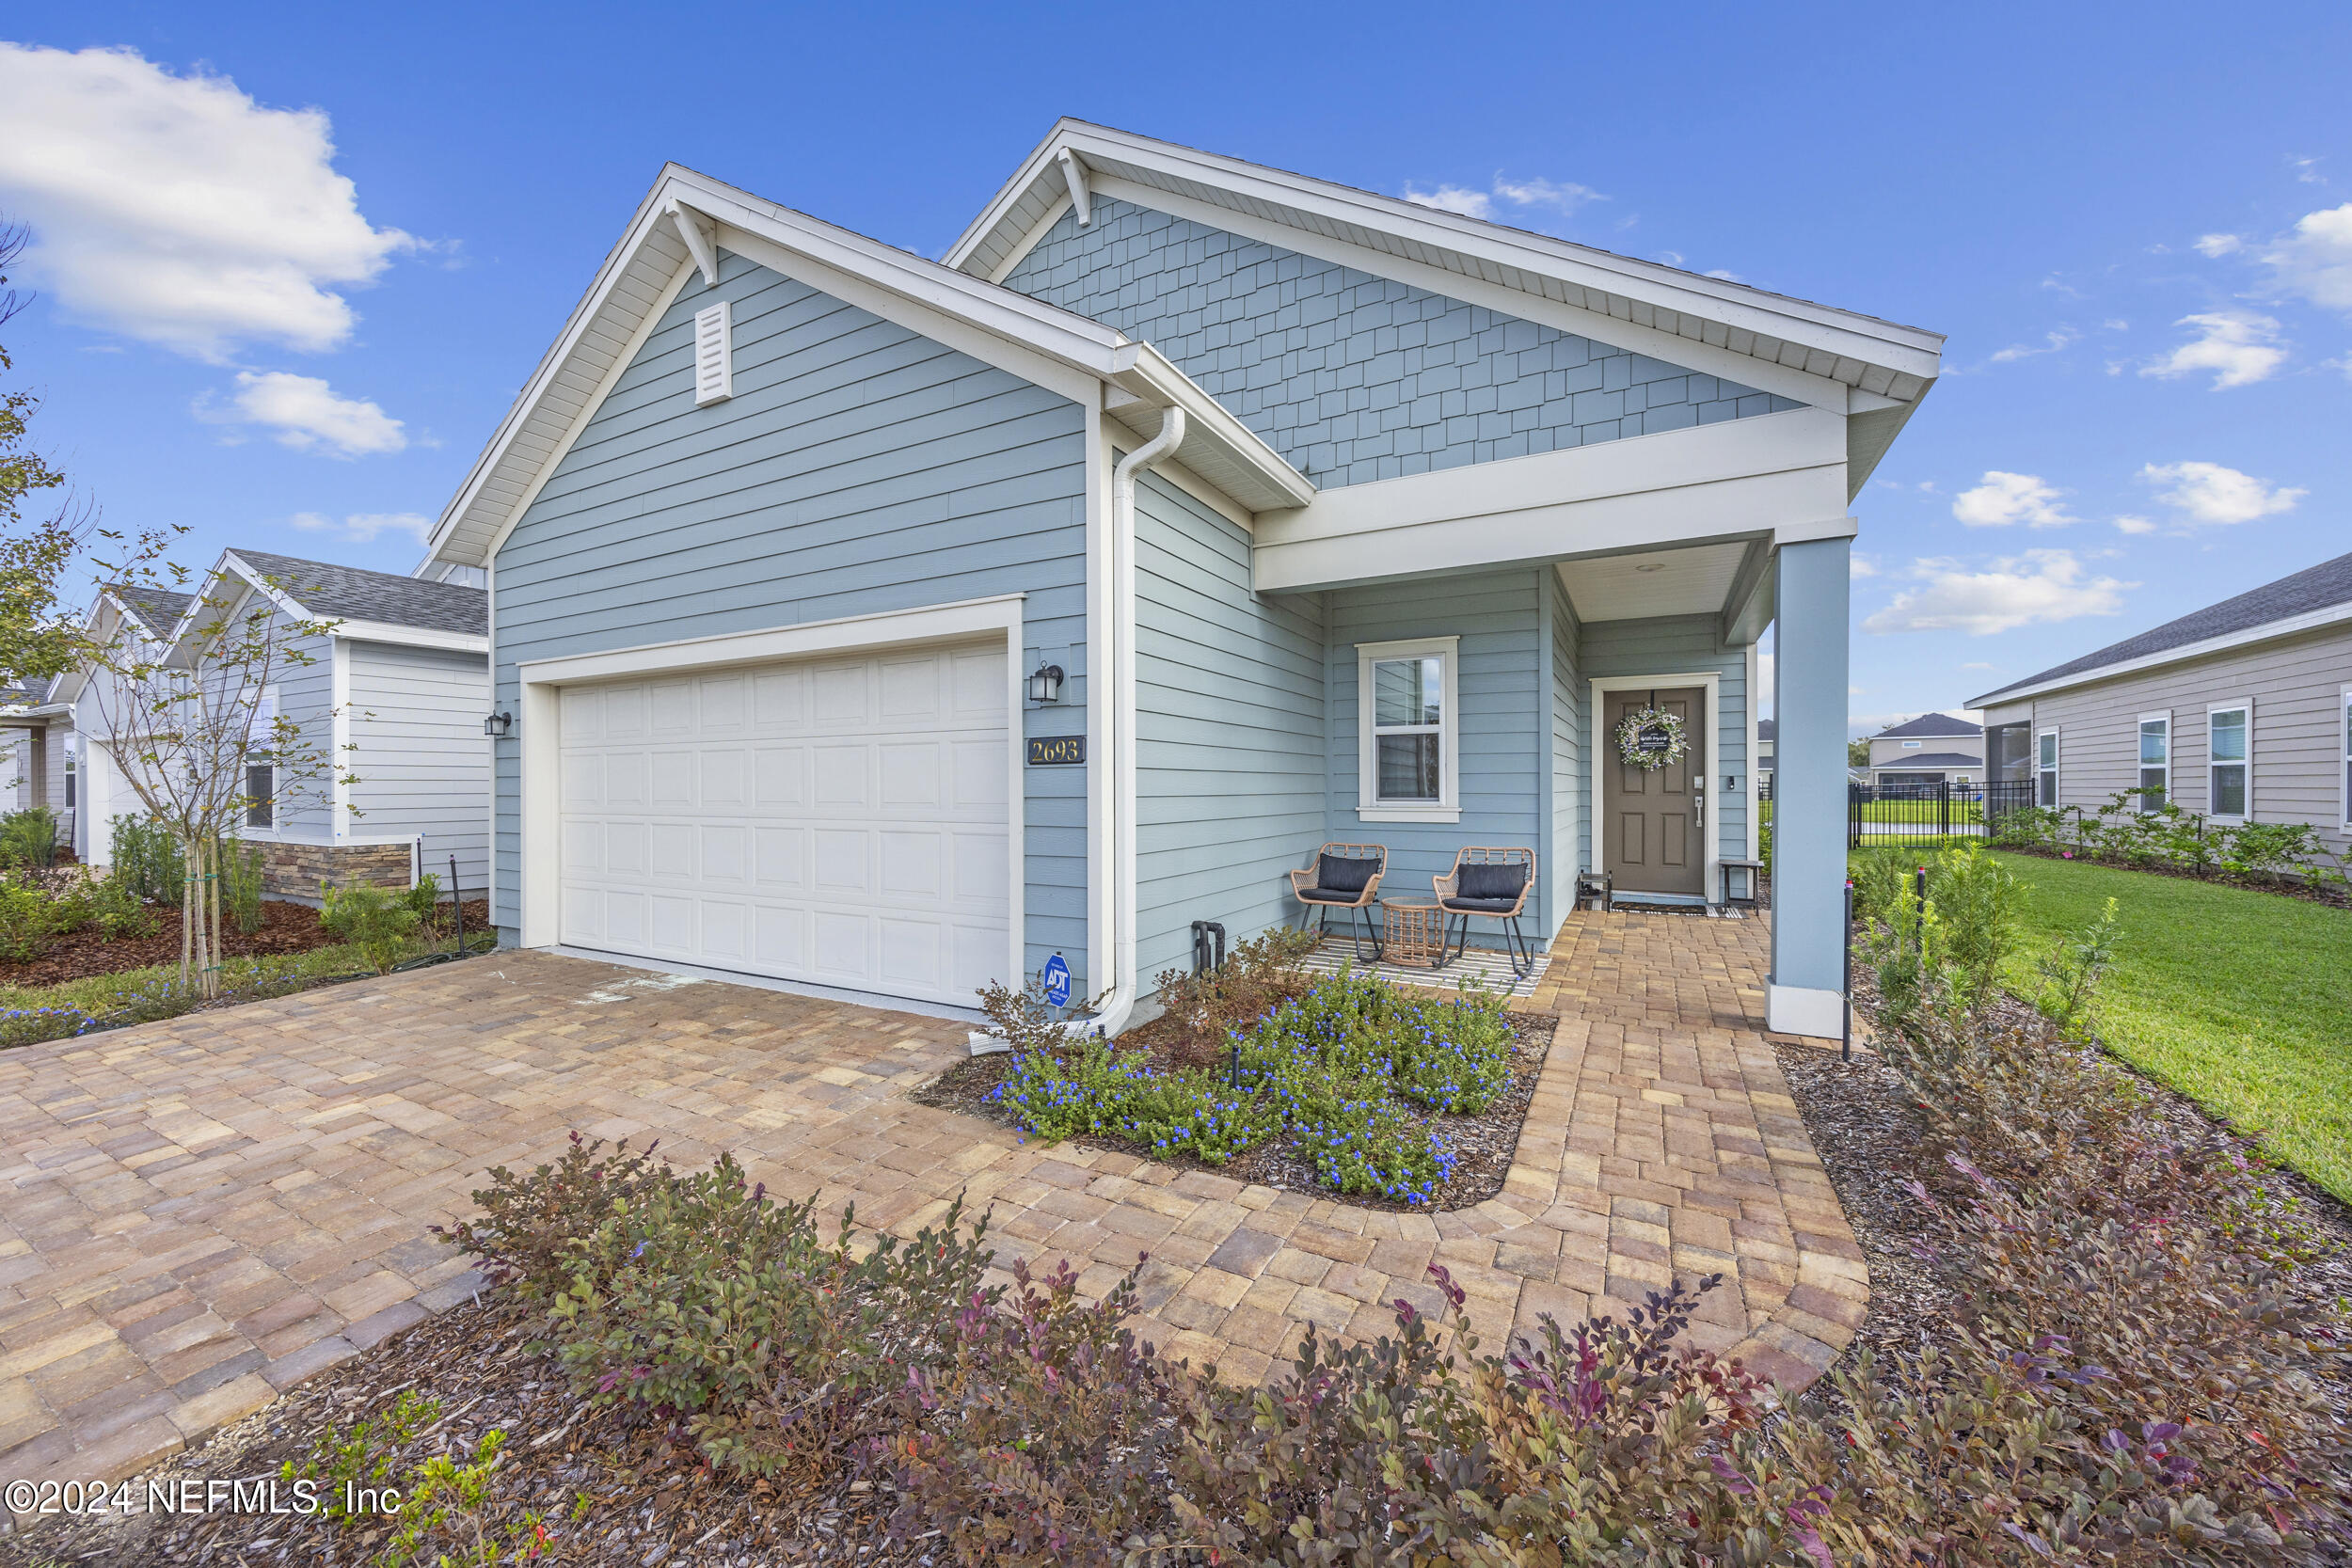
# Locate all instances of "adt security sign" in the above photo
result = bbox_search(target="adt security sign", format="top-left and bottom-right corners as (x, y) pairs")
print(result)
(1041, 954), (1072, 1009)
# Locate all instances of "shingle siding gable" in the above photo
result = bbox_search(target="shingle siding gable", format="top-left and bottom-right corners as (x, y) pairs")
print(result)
(1000, 196), (1804, 489)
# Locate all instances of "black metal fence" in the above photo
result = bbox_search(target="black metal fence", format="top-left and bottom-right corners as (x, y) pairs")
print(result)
(1849, 780), (2034, 847)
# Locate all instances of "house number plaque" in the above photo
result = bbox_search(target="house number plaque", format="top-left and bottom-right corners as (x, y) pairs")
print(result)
(1027, 736), (1086, 766)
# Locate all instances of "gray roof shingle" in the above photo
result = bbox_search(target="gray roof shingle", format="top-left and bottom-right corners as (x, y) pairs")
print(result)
(1977, 547), (2352, 703)
(228, 550), (486, 636)
(111, 585), (196, 637)
(1874, 711), (1980, 739)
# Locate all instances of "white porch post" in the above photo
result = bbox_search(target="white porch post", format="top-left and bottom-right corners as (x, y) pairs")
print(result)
(1767, 537), (1850, 1037)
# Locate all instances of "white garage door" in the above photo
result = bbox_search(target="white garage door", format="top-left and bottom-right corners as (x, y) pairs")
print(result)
(556, 641), (1011, 1006)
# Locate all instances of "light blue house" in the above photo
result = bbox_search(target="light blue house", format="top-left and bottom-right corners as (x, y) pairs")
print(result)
(418, 122), (1942, 1037)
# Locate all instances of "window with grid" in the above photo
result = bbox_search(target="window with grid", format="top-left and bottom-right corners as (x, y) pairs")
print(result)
(2137, 715), (2169, 811)
(2036, 729), (2059, 807)
(1355, 637), (1459, 821)
(2208, 705), (2249, 819)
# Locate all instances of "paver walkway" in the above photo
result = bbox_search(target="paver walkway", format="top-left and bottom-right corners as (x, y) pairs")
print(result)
(0, 910), (1864, 1493)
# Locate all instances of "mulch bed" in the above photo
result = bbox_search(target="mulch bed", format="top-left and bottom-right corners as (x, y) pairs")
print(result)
(0, 899), (491, 990)
(914, 1009), (1560, 1212)
(0, 1294), (923, 1568)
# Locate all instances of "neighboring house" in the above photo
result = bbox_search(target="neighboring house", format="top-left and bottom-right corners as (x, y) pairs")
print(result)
(417, 121), (1944, 1037)
(54, 551), (492, 898)
(1865, 711), (1982, 786)
(1756, 718), (1774, 792)
(0, 584), (195, 851)
(1971, 547), (2352, 844)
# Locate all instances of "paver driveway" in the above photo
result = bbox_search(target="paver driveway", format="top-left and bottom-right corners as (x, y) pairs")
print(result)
(0, 910), (1865, 1493)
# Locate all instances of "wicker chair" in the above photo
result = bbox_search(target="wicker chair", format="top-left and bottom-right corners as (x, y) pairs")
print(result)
(1433, 847), (1537, 978)
(1289, 842), (1388, 960)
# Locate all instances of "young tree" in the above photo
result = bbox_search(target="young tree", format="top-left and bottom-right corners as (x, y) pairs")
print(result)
(0, 216), (94, 690)
(79, 542), (353, 996)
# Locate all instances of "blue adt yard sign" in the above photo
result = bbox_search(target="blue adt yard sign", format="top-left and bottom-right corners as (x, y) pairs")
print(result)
(1042, 954), (1071, 1008)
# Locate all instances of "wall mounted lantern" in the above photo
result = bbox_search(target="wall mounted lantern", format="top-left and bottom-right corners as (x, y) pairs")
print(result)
(484, 711), (514, 738)
(1724, 774), (1742, 793)
(1026, 663), (1065, 705)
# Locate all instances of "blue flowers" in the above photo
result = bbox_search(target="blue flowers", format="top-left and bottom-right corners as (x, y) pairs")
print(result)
(986, 970), (1513, 1205)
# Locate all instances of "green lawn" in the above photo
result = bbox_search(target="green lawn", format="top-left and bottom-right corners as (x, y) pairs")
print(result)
(1981, 850), (2352, 1202)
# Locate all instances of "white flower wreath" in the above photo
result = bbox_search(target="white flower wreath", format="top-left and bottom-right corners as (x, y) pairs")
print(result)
(1614, 705), (1690, 771)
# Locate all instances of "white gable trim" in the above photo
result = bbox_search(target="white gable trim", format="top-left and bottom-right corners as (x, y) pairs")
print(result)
(949, 121), (1943, 398)
(424, 165), (1310, 573)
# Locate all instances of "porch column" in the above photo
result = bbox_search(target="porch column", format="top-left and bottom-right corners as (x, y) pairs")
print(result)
(1767, 537), (1850, 1037)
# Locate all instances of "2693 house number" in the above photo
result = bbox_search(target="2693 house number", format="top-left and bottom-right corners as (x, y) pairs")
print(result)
(1026, 736), (1086, 766)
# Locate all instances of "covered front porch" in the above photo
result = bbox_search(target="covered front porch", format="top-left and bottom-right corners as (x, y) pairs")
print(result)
(1296, 529), (1850, 1037)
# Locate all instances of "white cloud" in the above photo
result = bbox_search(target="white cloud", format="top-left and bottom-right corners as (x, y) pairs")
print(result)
(1702, 268), (1741, 282)
(2139, 460), (2304, 526)
(2112, 515), (2157, 534)
(1402, 172), (1608, 229)
(1849, 554), (1880, 578)
(1401, 183), (1493, 219)
(2193, 233), (2245, 258)
(1656, 249), (1685, 267)
(2290, 155), (2325, 185)
(1489, 176), (1605, 214)
(0, 43), (412, 359)
(1952, 470), (2075, 529)
(1989, 327), (2080, 363)
(2139, 310), (2287, 388)
(204, 371), (406, 457)
(1960, 661), (1995, 671)
(290, 510), (431, 544)
(1863, 549), (2132, 636)
(2260, 202), (2352, 315)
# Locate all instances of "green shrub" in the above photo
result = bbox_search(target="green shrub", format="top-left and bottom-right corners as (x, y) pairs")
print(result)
(0, 874), (59, 960)
(50, 869), (161, 941)
(1146, 923), (1318, 1064)
(2033, 895), (2119, 1040)
(110, 815), (184, 904)
(219, 839), (264, 934)
(1928, 841), (2026, 1014)
(403, 868), (442, 926)
(320, 880), (420, 973)
(0, 806), (59, 869)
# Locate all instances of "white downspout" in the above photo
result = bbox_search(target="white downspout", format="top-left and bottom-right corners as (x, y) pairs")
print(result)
(1085, 405), (1185, 1039)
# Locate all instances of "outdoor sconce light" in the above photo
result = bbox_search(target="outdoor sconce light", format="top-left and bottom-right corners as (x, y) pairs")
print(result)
(1724, 774), (1742, 792)
(1026, 663), (1065, 705)
(484, 711), (514, 738)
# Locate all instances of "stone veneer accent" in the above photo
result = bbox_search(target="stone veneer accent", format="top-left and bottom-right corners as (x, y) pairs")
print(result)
(252, 841), (412, 901)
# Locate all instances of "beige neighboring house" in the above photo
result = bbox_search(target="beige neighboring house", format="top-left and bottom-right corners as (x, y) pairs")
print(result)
(1864, 711), (1982, 786)
(1970, 547), (2352, 845)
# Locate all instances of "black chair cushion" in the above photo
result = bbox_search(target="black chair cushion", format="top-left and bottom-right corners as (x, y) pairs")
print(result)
(1315, 853), (1378, 895)
(1297, 887), (1367, 905)
(1456, 860), (1527, 901)
(1441, 895), (1522, 914)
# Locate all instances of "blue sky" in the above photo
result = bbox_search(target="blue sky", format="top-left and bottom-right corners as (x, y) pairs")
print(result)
(2, 2), (2346, 732)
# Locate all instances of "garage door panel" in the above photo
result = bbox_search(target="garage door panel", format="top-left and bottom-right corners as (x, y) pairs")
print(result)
(753, 826), (803, 889)
(700, 748), (747, 808)
(813, 664), (867, 723)
(560, 641), (1009, 1006)
(952, 740), (1005, 807)
(700, 824), (748, 882)
(879, 743), (940, 808)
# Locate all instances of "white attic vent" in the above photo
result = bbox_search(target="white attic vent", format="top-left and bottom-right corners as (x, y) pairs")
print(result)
(692, 300), (733, 406)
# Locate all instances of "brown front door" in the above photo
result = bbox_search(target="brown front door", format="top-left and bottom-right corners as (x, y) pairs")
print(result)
(1602, 687), (1706, 896)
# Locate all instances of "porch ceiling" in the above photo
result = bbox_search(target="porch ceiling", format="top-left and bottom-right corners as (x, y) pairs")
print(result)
(1557, 541), (1752, 624)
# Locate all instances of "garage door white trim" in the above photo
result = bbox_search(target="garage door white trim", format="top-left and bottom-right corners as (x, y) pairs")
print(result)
(516, 594), (1025, 995)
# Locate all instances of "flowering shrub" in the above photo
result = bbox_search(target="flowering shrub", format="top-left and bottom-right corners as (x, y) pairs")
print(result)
(987, 968), (1513, 1203)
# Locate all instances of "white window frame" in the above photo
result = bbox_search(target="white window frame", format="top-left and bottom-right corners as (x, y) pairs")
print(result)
(2206, 701), (2251, 823)
(2036, 727), (2059, 808)
(245, 762), (276, 830)
(2135, 711), (2170, 813)
(1900, 738), (1922, 749)
(1356, 636), (1460, 823)
(2340, 685), (2352, 830)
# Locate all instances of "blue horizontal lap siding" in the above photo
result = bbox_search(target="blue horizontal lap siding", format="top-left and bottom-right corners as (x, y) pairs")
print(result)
(1133, 471), (1326, 990)
(492, 250), (1090, 983)
(1326, 571), (1547, 937)
(1577, 614), (1750, 877)
(1549, 572), (1582, 933)
(1001, 197), (1804, 489)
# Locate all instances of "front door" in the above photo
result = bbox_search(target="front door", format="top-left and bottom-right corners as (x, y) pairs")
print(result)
(1602, 687), (1706, 897)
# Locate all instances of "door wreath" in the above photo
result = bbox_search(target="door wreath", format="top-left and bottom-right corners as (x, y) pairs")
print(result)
(1614, 705), (1689, 771)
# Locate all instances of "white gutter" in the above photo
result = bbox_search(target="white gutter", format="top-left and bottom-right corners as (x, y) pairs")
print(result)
(1083, 405), (1186, 1040)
